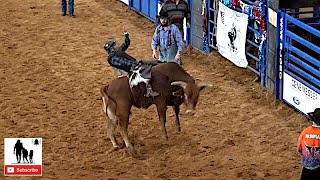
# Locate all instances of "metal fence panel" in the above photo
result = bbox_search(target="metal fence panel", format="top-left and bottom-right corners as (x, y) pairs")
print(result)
(191, 0), (205, 51)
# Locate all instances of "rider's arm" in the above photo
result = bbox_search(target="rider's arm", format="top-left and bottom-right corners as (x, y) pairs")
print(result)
(119, 32), (130, 52)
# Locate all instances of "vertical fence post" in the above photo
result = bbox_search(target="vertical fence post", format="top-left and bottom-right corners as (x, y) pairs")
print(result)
(314, 7), (320, 23)
(294, 8), (299, 18)
(275, 10), (285, 99)
(207, 0), (211, 52)
(205, 0), (210, 53)
(189, 0), (193, 48)
(261, 1), (268, 88)
(186, 0), (191, 45)
(128, 0), (131, 10)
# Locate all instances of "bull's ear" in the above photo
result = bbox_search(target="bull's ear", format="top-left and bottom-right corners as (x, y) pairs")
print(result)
(197, 82), (208, 91)
(171, 81), (187, 89)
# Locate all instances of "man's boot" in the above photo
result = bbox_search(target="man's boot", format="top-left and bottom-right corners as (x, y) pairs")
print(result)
(145, 83), (160, 97)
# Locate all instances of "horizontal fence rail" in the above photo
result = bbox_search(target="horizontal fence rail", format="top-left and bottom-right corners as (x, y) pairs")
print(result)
(286, 14), (320, 37)
(280, 10), (320, 107)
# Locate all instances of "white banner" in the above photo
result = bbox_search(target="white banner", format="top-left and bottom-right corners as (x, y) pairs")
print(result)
(217, 2), (248, 68)
(283, 72), (320, 114)
(119, 0), (129, 5)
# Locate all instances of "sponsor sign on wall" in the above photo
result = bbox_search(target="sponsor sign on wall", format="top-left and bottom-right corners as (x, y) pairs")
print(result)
(283, 72), (320, 114)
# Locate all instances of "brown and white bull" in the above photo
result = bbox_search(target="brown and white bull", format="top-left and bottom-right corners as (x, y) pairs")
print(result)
(100, 62), (207, 157)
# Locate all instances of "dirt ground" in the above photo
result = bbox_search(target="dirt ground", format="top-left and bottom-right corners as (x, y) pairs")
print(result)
(0, 0), (311, 179)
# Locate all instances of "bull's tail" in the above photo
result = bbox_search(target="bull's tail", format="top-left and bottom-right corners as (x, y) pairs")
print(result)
(100, 85), (109, 114)
(100, 85), (109, 97)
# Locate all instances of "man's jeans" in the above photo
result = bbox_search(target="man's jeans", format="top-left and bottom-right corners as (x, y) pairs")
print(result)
(61, 0), (74, 16)
(159, 44), (180, 65)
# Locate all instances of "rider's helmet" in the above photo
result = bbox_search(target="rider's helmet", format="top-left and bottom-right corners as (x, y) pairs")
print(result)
(104, 40), (116, 52)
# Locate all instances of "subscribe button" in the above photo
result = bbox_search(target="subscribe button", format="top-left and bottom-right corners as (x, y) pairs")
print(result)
(4, 165), (42, 176)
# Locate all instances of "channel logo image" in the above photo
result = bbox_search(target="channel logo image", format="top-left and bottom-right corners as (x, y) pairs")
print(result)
(4, 138), (42, 176)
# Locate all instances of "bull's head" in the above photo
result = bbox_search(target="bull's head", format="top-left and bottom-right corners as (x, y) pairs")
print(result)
(171, 81), (207, 116)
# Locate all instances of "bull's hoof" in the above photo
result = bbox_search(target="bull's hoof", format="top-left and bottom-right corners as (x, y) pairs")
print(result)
(162, 134), (169, 141)
(116, 143), (125, 149)
(126, 148), (145, 160)
(106, 146), (120, 154)
(126, 146), (137, 157)
(136, 154), (146, 160)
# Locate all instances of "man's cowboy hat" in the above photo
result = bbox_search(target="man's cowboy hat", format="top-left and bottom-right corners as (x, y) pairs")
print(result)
(307, 108), (320, 125)
(156, 11), (170, 19)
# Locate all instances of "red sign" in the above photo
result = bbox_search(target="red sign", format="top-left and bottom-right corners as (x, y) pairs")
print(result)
(4, 165), (42, 176)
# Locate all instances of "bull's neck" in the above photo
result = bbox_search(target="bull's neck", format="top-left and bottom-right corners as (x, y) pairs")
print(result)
(170, 69), (195, 84)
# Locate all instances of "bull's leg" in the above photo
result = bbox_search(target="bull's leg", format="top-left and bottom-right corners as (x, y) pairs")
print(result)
(105, 103), (120, 149)
(156, 103), (168, 140)
(173, 106), (181, 132)
(116, 106), (138, 158)
(118, 117), (138, 157)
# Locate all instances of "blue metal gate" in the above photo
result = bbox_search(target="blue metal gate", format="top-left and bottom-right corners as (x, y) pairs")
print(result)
(206, 0), (267, 87)
(207, 0), (218, 50)
(129, 0), (158, 22)
(276, 10), (320, 114)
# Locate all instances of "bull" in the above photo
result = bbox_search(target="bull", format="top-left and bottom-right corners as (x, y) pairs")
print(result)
(100, 62), (207, 158)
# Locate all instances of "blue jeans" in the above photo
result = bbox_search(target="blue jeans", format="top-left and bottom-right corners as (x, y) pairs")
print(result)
(61, 0), (74, 16)
(159, 44), (180, 64)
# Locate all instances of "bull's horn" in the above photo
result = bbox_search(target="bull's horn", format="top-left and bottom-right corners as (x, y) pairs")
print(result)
(171, 81), (187, 89)
(197, 82), (208, 91)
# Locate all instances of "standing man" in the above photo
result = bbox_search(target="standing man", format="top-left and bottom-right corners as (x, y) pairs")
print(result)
(159, 0), (191, 41)
(151, 11), (184, 64)
(297, 108), (320, 179)
(61, 0), (74, 17)
(13, 139), (23, 163)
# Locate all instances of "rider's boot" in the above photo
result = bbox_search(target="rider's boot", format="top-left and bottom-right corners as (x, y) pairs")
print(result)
(145, 83), (160, 97)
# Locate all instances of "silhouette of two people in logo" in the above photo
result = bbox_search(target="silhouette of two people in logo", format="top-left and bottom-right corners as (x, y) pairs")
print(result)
(14, 139), (33, 164)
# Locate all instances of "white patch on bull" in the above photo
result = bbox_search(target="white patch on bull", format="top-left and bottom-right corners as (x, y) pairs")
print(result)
(129, 66), (149, 88)
(102, 96), (107, 114)
(107, 107), (118, 124)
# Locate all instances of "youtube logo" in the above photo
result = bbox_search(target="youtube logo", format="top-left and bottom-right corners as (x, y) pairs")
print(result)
(7, 167), (14, 173)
